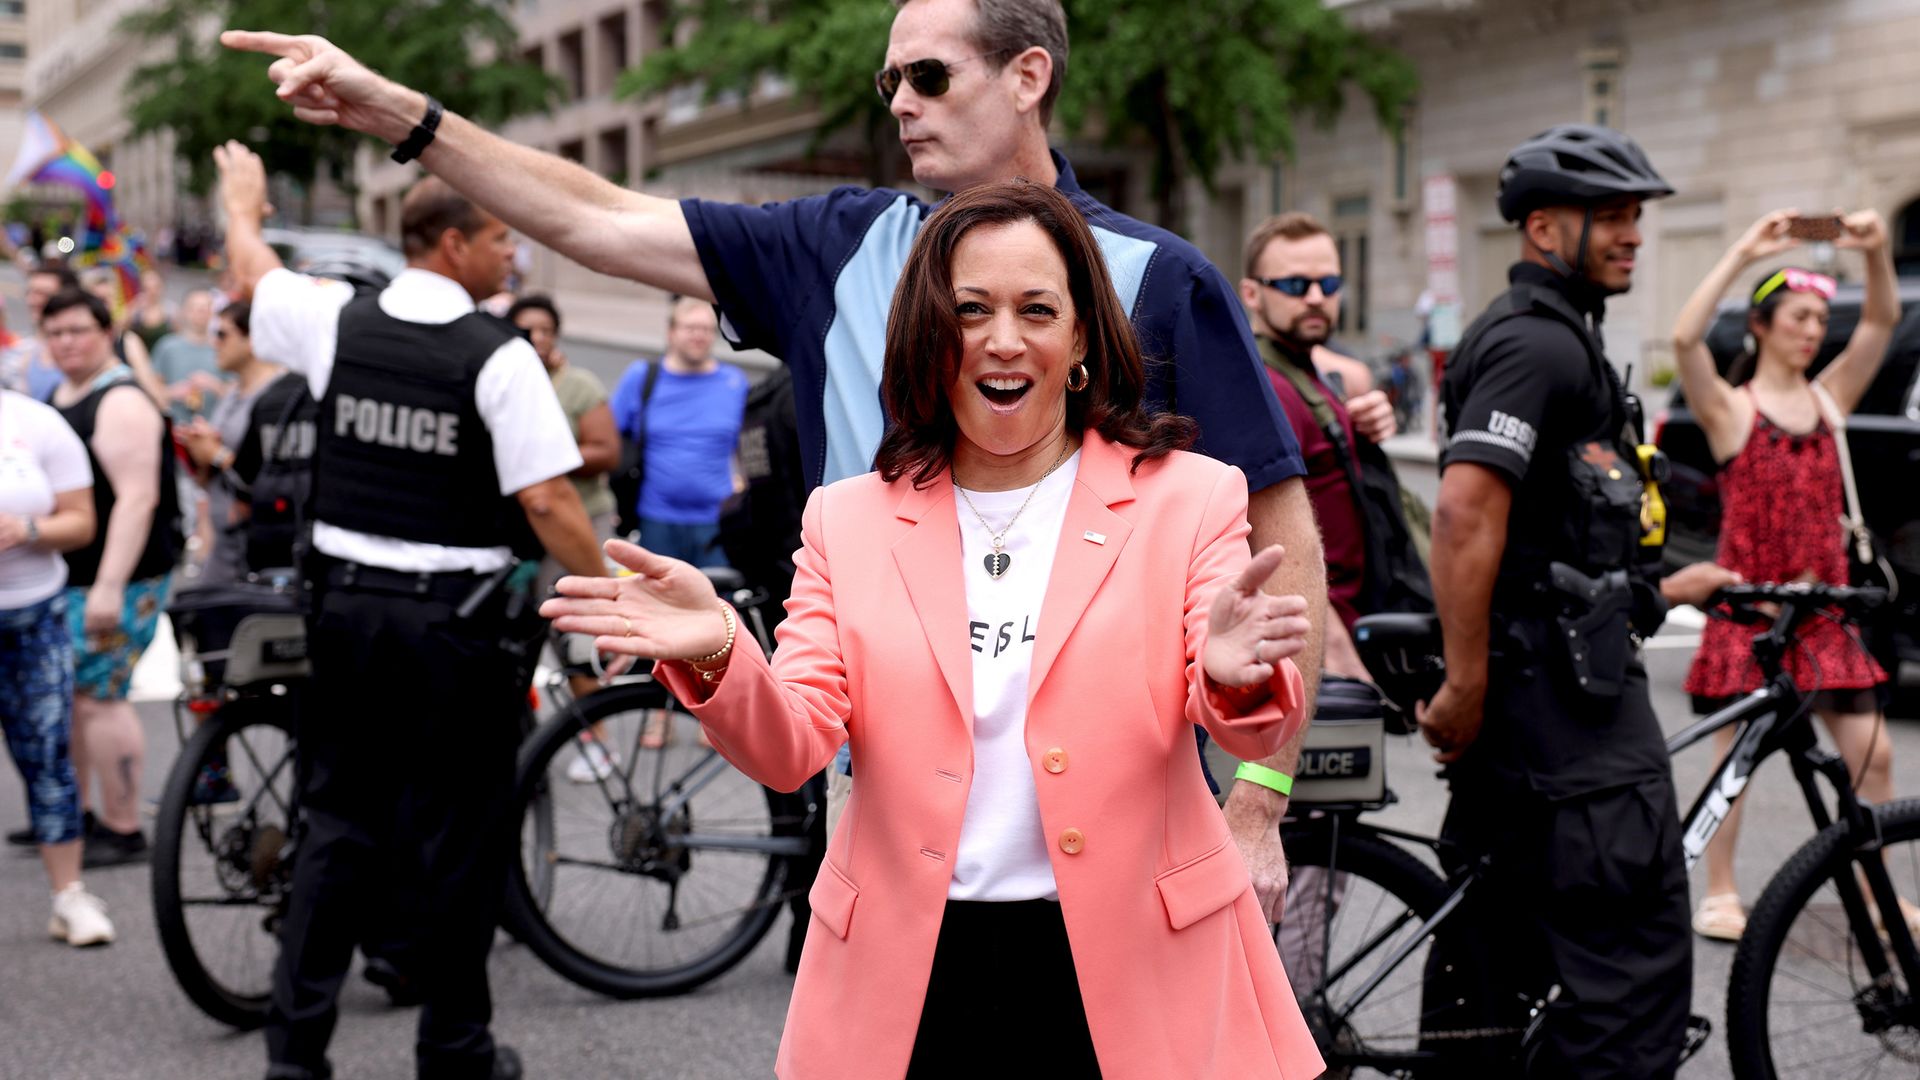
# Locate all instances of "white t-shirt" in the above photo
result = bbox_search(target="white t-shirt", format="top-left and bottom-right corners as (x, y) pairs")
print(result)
(250, 267), (584, 572)
(0, 389), (93, 609)
(948, 450), (1081, 902)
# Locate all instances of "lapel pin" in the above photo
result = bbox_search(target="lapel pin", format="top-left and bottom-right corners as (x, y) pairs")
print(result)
(1083, 530), (1107, 545)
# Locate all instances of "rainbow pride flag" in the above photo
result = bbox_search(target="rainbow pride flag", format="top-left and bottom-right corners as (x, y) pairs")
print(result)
(4, 112), (154, 311)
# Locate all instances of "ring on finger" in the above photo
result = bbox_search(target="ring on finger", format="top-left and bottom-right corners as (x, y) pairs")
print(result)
(621, 616), (635, 638)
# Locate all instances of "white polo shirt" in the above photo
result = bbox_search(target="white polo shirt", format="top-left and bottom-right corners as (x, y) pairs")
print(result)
(250, 266), (582, 573)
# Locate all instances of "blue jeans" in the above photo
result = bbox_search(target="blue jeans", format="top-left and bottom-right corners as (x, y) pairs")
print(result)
(639, 517), (728, 569)
(0, 593), (82, 845)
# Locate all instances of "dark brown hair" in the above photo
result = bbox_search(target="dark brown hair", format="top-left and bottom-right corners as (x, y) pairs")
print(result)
(399, 176), (488, 258)
(873, 178), (1195, 487)
(41, 287), (111, 330)
(1243, 211), (1331, 279)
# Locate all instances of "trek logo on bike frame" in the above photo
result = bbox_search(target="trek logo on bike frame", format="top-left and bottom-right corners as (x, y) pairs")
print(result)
(1679, 695), (1771, 870)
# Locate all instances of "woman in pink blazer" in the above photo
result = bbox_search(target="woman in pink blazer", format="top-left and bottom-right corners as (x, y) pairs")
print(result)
(547, 180), (1325, 1079)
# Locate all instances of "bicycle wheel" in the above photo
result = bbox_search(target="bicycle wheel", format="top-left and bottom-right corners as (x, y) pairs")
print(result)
(503, 681), (812, 998)
(1727, 797), (1920, 1079)
(150, 700), (299, 1030)
(1280, 821), (1452, 1079)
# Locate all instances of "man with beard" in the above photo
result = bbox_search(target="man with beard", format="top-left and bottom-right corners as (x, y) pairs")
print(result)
(1418, 124), (1691, 1077)
(1238, 212), (1400, 675)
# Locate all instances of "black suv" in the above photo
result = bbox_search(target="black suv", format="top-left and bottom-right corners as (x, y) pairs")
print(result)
(1655, 279), (1920, 688)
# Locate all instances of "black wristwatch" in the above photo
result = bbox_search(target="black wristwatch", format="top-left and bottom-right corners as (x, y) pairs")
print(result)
(390, 95), (444, 164)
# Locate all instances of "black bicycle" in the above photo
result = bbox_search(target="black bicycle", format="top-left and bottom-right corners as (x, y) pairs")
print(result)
(502, 567), (822, 998)
(151, 579), (310, 1030)
(1279, 581), (1906, 1078)
(151, 576), (556, 1030)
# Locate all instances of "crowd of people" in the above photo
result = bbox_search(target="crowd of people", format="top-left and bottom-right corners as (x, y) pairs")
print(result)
(0, 0), (1907, 1077)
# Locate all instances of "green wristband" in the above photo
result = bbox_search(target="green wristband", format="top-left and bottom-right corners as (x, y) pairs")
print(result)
(1234, 761), (1293, 797)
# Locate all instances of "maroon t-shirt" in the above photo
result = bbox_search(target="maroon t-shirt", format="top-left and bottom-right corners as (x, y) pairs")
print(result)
(1261, 353), (1366, 632)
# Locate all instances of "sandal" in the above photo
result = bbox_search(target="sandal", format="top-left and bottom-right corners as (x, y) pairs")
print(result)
(1693, 893), (1747, 942)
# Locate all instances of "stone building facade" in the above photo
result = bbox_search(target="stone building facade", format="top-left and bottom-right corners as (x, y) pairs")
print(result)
(1191, 0), (1920, 394)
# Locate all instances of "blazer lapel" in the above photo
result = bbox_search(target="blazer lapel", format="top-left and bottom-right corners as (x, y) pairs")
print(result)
(1027, 435), (1135, 705)
(891, 475), (975, 728)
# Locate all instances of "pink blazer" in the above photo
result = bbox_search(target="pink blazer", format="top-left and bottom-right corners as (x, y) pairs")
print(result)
(660, 432), (1324, 1080)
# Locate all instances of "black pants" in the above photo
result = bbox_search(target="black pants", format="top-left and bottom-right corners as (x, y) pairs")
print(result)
(266, 576), (523, 1080)
(906, 900), (1101, 1079)
(1421, 774), (1693, 1079)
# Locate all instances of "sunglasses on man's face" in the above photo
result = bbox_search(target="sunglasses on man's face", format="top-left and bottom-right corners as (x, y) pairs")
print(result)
(874, 50), (1009, 104)
(1257, 275), (1344, 299)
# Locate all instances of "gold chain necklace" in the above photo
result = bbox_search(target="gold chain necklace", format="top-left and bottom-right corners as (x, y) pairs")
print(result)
(954, 440), (1074, 580)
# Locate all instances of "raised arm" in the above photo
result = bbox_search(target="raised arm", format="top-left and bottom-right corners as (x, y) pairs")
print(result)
(1673, 210), (1799, 462)
(220, 31), (712, 302)
(1818, 210), (1900, 415)
(214, 141), (285, 301)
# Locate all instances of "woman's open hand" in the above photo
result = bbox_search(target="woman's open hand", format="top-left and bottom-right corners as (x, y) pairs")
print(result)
(541, 538), (727, 659)
(1204, 545), (1310, 689)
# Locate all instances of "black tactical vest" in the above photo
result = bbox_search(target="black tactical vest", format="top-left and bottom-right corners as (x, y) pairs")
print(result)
(57, 375), (183, 587)
(1443, 279), (1651, 590)
(310, 295), (523, 548)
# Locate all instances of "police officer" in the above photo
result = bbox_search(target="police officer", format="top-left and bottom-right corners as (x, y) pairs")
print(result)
(217, 142), (606, 1080)
(1418, 125), (1692, 1077)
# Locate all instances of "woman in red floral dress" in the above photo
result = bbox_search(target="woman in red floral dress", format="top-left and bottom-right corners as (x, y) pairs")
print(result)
(1671, 207), (1899, 941)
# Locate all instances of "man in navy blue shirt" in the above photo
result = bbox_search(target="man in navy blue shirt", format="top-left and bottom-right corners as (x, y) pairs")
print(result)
(227, 0), (1329, 922)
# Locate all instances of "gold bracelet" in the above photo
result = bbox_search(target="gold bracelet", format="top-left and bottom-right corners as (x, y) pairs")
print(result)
(688, 602), (737, 682)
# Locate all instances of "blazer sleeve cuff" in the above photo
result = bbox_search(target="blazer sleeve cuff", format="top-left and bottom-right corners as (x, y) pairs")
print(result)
(1191, 657), (1307, 761)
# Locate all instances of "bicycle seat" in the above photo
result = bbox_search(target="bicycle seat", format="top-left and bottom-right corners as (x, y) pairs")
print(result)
(1353, 613), (1445, 720)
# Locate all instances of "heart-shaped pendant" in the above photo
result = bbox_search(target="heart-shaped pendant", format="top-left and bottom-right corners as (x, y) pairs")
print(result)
(984, 551), (1011, 579)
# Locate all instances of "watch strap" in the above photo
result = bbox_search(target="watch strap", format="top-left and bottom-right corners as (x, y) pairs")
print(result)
(389, 96), (444, 164)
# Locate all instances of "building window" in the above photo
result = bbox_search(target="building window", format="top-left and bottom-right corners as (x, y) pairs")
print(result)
(1895, 194), (1920, 278)
(1583, 47), (1622, 129)
(599, 12), (630, 81)
(0, 43), (23, 59)
(558, 30), (586, 101)
(0, 1), (23, 18)
(599, 125), (630, 187)
(1332, 194), (1370, 337)
(559, 139), (586, 164)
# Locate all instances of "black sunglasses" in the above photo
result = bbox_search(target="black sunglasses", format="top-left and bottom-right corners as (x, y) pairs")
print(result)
(1257, 275), (1344, 299)
(875, 50), (1011, 104)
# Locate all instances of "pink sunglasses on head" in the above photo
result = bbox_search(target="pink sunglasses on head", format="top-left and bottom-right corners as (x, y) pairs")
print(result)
(1753, 267), (1837, 306)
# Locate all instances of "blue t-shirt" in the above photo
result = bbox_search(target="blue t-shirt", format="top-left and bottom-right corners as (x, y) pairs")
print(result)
(680, 150), (1304, 492)
(610, 361), (750, 525)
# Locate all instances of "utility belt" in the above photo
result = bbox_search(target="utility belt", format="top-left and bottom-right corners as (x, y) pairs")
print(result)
(311, 556), (541, 623)
(1495, 561), (1659, 702)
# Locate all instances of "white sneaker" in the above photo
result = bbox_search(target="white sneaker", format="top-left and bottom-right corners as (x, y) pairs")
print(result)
(49, 883), (115, 947)
(566, 740), (619, 784)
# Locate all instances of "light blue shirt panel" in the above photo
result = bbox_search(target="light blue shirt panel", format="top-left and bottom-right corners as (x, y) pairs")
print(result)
(821, 195), (921, 487)
(1087, 223), (1154, 319)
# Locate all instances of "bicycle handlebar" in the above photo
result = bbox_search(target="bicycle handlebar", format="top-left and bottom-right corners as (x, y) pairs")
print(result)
(1708, 582), (1888, 622)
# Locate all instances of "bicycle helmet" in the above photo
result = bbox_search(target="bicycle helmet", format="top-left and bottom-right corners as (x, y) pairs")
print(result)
(1496, 124), (1674, 224)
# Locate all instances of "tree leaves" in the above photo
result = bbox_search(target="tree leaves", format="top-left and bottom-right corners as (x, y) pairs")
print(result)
(122, 0), (557, 215)
(622, 0), (1416, 224)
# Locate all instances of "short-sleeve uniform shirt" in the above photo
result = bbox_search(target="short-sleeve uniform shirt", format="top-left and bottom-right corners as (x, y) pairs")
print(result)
(249, 267), (583, 573)
(681, 150), (1305, 492)
(1440, 262), (1617, 583)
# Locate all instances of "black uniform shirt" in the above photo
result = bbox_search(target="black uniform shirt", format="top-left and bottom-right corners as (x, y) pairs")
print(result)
(1442, 262), (1616, 592)
(1440, 262), (1669, 799)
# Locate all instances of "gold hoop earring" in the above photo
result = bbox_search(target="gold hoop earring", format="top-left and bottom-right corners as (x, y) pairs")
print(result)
(1066, 361), (1090, 392)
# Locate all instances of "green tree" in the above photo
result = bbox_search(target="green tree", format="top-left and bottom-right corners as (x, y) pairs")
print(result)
(620, 0), (1416, 226)
(122, 0), (558, 224)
